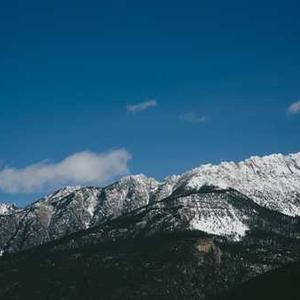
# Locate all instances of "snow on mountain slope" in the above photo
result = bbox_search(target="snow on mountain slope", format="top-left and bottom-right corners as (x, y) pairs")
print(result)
(69, 187), (296, 244)
(42, 186), (82, 204)
(0, 176), (161, 252)
(153, 175), (180, 201)
(0, 186), (102, 253)
(0, 151), (300, 253)
(90, 174), (160, 225)
(187, 193), (249, 241)
(143, 190), (251, 241)
(0, 203), (17, 215)
(174, 152), (300, 216)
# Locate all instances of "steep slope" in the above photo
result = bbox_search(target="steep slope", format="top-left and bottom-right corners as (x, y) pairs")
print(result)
(1, 203), (300, 300)
(176, 152), (300, 216)
(1, 151), (300, 299)
(0, 175), (161, 253)
(0, 203), (18, 215)
(90, 174), (160, 225)
(0, 186), (101, 253)
(1, 151), (300, 254)
(45, 186), (300, 254)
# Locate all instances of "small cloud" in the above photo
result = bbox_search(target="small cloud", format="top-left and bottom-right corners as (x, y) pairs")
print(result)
(288, 101), (300, 115)
(180, 112), (208, 124)
(126, 100), (157, 113)
(0, 149), (132, 193)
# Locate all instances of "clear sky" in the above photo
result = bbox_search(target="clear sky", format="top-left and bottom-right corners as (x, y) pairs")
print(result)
(0, 0), (300, 205)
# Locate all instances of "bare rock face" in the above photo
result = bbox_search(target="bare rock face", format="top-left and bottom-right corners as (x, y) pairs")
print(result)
(0, 176), (161, 253)
(90, 174), (160, 225)
(0, 151), (300, 254)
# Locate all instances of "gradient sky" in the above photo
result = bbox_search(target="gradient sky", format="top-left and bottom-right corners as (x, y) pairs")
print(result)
(1, 0), (300, 205)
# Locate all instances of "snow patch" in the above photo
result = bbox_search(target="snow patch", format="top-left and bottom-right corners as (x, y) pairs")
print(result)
(190, 213), (249, 241)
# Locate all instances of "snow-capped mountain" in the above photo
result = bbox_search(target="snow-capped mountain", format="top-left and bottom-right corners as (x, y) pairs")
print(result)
(0, 175), (163, 253)
(0, 203), (18, 215)
(0, 151), (300, 253)
(175, 152), (300, 216)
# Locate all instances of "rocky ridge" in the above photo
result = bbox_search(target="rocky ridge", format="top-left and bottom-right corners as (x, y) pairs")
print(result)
(0, 152), (300, 253)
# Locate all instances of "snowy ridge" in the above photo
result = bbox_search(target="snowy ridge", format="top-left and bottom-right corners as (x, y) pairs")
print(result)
(42, 185), (82, 203)
(0, 151), (300, 252)
(0, 203), (17, 215)
(175, 152), (300, 216)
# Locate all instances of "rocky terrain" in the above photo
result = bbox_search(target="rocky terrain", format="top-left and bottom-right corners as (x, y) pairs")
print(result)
(0, 151), (300, 299)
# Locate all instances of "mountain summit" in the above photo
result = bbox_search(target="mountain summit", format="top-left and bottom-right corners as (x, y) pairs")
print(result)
(0, 151), (300, 253)
(1, 152), (300, 299)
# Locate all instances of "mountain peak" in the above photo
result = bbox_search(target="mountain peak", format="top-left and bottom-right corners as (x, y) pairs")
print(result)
(119, 173), (159, 185)
(1, 151), (300, 254)
(0, 203), (17, 215)
(174, 151), (300, 216)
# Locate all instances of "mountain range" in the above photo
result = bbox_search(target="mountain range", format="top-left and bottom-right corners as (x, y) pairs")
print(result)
(1, 151), (300, 299)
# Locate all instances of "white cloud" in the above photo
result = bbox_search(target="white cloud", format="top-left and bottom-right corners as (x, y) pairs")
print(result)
(180, 113), (208, 124)
(0, 149), (131, 193)
(288, 101), (300, 114)
(126, 100), (157, 113)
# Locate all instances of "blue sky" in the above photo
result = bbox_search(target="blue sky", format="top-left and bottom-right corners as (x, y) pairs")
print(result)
(0, 0), (300, 205)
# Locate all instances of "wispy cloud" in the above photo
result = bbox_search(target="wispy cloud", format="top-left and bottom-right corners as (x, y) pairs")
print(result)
(180, 112), (208, 124)
(0, 149), (131, 193)
(126, 100), (157, 113)
(288, 101), (300, 115)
